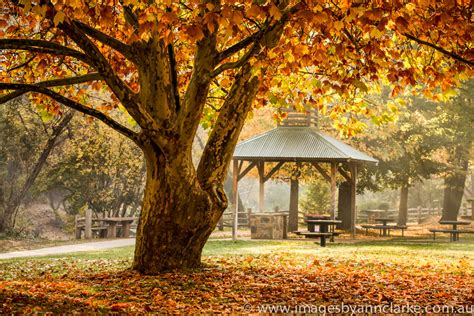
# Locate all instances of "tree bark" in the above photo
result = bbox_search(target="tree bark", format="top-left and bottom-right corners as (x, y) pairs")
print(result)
(132, 140), (226, 274)
(397, 184), (409, 226)
(441, 164), (468, 221)
(337, 181), (352, 230)
(288, 178), (299, 232)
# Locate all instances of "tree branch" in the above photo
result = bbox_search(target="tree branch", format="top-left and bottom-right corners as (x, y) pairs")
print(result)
(167, 43), (181, 112)
(7, 54), (36, 72)
(404, 33), (474, 66)
(0, 73), (102, 104)
(210, 43), (259, 78)
(216, 30), (263, 63)
(120, 0), (139, 30)
(72, 20), (137, 62)
(0, 39), (93, 65)
(58, 22), (147, 128)
(0, 83), (139, 142)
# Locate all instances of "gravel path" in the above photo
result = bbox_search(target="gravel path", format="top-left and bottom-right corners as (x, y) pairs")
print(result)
(0, 238), (135, 260)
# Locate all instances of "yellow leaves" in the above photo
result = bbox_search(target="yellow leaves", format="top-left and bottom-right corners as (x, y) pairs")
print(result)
(438, 88), (457, 102)
(369, 27), (384, 39)
(68, 0), (83, 9)
(205, 3), (215, 11)
(31, 5), (47, 18)
(53, 11), (66, 26)
(247, 5), (265, 19)
(353, 80), (368, 93)
(333, 20), (344, 32)
(268, 3), (282, 20)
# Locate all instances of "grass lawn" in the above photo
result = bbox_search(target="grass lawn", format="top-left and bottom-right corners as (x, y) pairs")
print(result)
(1, 237), (473, 313)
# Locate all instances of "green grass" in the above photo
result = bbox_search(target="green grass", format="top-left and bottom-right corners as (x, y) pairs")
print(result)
(2, 236), (473, 265)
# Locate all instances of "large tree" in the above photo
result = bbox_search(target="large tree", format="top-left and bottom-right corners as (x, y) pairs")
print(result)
(0, 98), (73, 234)
(435, 80), (474, 220)
(354, 98), (446, 225)
(0, 1), (472, 273)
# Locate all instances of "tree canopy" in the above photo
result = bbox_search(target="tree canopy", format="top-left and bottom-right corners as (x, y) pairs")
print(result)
(1, 1), (472, 133)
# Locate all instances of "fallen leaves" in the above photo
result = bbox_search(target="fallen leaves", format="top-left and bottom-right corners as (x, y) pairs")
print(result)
(0, 251), (472, 313)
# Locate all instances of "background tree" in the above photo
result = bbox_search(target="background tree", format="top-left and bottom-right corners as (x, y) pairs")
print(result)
(354, 95), (447, 225)
(39, 118), (146, 218)
(300, 177), (331, 214)
(355, 83), (474, 224)
(0, 99), (72, 235)
(1, 1), (472, 273)
(433, 80), (474, 220)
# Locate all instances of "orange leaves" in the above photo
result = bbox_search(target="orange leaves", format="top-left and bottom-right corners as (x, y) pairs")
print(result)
(312, 11), (329, 25)
(53, 11), (66, 26)
(363, 8), (384, 21)
(1, 251), (473, 313)
(182, 25), (204, 42)
(247, 5), (265, 19)
(268, 3), (282, 20)
(395, 16), (410, 32)
(1, 0), (473, 132)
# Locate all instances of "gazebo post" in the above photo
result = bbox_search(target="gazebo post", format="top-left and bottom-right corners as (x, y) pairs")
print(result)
(288, 177), (299, 232)
(232, 159), (239, 240)
(258, 161), (265, 212)
(330, 163), (337, 220)
(350, 162), (358, 238)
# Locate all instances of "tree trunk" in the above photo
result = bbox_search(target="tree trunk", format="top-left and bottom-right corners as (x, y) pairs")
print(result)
(288, 178), (299, 231)
(337, 181), (352, 230)
(397, 184), (409, 226)
(441, 167), (468, 221)
(132, 142), (225, 274)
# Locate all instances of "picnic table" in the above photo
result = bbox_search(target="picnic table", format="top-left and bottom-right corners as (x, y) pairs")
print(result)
(429, 220), (473, 241)
(375, 218), (393, 236)
(102, 217), (137, 238)
(295, 219), (342, 247)
(361, 218), (407, 237)
(365, 210), (386, 224)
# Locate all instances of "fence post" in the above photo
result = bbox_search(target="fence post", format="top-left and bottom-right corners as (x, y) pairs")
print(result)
(417, 206), (422, 224)
(85, 209), (92, 239)
(75, 215), (81, 239)
(247, 208), (252, 227)
(218, 216), (224, 231)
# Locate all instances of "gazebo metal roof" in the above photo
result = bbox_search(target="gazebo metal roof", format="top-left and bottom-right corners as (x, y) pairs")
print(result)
(233, 126), (378, 164)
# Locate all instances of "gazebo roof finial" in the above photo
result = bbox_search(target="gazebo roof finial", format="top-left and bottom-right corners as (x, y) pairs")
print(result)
(277, 106), (318, 128)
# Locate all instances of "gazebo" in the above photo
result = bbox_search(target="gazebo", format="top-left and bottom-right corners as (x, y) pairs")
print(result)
(231, 109), (377, 239)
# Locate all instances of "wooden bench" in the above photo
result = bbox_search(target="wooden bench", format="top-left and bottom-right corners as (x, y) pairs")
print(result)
(75, 211), (109, 239)
(429, 229), (474, 241)
(293, 231), (341, 247)
(361, 225), (407, 237)
(75, 223), (108, 239)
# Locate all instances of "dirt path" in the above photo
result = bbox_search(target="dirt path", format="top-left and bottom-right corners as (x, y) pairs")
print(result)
(0, 238), (135, 260)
